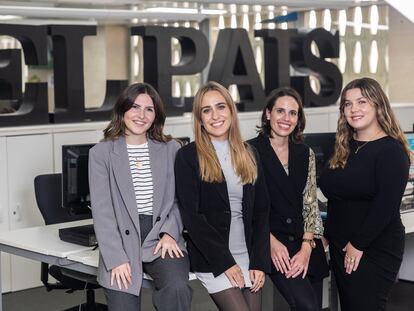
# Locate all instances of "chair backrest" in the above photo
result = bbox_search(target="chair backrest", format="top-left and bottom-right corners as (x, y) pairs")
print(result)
(34, 173), (89, 225)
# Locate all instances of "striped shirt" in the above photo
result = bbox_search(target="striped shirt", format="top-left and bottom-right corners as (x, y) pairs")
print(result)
(127, 142), (153, 215)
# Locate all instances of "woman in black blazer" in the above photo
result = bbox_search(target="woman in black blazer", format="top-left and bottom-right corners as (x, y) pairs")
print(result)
(175, 81), (271, 311)
(249, 87), (329, 310)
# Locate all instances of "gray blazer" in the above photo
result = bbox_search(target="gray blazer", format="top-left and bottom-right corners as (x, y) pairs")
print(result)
(89, 136), (185, 296)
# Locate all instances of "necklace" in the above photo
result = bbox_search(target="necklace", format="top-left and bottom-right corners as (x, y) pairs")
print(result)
(354, 129), (384, 154)
(135, 159), (143, 169)
(354, 140), (369, 154)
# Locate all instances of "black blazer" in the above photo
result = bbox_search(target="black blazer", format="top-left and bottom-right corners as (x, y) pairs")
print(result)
(249, 135), (329, 281)
(175, 142), (271, 277)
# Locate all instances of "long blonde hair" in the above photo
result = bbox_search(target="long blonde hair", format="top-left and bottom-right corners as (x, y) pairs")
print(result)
(193, 81), (257, 184)
(329, 77), (412, 169)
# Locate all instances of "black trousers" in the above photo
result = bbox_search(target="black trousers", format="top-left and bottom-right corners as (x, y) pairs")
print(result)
(269, 272), (321, 311)
(103, 215), (192, 311)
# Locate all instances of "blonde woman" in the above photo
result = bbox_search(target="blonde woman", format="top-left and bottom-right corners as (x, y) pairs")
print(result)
(319, 77), (411, 311)
(175, 81), (270, 311)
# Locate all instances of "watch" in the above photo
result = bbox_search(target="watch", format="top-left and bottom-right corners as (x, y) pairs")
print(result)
(302, 238), (316, 249)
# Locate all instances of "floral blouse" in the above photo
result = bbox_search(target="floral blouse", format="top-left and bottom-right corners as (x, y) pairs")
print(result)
(283, 148), (324, 238)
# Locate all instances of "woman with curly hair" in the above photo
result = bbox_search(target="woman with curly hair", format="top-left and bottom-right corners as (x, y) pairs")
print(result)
(319, 77), (411, 311)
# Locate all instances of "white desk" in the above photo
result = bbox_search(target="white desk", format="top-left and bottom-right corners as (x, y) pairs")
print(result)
(401, 210), (414, 233)
(0, 220), (197, 311)
(0, 220), (97, 311)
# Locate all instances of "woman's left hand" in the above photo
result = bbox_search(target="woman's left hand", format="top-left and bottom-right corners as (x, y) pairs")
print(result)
(342, 242), (363, 274)
(154, 233), (184, 259)
(249, 270), (265, 293)
(285, 246), (311, 279)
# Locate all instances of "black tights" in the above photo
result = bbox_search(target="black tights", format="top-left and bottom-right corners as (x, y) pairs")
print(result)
(210, 287), (262, 311)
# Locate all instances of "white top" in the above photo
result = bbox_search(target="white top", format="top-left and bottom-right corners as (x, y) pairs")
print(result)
(127, 142), (154, 215)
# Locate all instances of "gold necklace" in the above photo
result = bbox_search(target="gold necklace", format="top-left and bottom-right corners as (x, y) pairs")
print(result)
(354, 141), (369, 154)
(354, 129), (384, 154)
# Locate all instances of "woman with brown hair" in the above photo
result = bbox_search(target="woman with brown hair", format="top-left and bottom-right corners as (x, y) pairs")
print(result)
(319, 77), (411, 310)
(89, 82), (192, 311)
(249, 87), (329, 310)
(175, 81), (270, 311)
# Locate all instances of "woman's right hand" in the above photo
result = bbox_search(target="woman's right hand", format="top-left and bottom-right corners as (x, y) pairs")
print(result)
(270, 233), (291, 274)
(111, 262), (132, 290)
(225, 264), (245, 289)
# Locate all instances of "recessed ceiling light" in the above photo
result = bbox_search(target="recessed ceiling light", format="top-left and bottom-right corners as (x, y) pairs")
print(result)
(145, 7), (197, 14)
(145, 7), (226, 15)
(0, 15), (21, 20)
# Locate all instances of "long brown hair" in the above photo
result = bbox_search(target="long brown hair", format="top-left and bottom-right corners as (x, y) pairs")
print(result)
(257, 86), (306, 143)
(329, 77), (411, 169)
(103, 82), (171, 142)
(193, 81), (257, 184)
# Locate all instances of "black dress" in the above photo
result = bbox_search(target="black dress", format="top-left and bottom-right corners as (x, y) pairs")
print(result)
(319, 136), (410, 311)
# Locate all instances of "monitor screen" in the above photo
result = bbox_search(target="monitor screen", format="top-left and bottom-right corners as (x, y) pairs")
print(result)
(62, 143), (95, 214)
(303, 132), (336, 182)
(405, 132), (414, 180)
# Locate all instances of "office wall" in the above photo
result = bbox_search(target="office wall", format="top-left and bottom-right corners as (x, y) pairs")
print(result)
(389, 6), (414, 103)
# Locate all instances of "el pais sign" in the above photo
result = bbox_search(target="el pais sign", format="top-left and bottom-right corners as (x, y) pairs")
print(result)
(0, 24), (342, 127)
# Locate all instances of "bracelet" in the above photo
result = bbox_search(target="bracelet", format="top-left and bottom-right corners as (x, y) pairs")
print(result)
(302, 238), (316, 249)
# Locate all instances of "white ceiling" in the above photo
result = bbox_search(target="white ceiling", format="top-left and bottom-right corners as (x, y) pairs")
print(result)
(0, 0), (385, 24)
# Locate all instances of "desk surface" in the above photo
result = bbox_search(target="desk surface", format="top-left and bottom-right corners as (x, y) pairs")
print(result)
(402, 211), (414, 234)
(0, 219), (94, 259)
(0, 220), (197, 281)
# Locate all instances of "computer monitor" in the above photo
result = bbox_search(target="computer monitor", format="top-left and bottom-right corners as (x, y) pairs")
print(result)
(62, 143), (95, 215)
(405, 132), (414, 180)
(303, 132), (336, 182)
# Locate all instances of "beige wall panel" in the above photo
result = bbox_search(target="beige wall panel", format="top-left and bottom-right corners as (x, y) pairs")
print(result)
(105, 25), (129, 80)
(389, 6), (414, 102)
(84, 26), (106, 108)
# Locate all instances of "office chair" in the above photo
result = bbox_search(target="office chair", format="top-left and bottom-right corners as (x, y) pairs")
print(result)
(34, 173), (107, 311)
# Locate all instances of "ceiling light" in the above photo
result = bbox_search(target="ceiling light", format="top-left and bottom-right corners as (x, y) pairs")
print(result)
(145, 8), (197, 14)
(201, 9), (227, 15)
(145, 7), (226, 15)
(0, 5), (205, 22)
(0, 15), (21, 20)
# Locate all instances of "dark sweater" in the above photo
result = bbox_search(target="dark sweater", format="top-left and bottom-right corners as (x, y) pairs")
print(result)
(319, 136), (409, 271)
